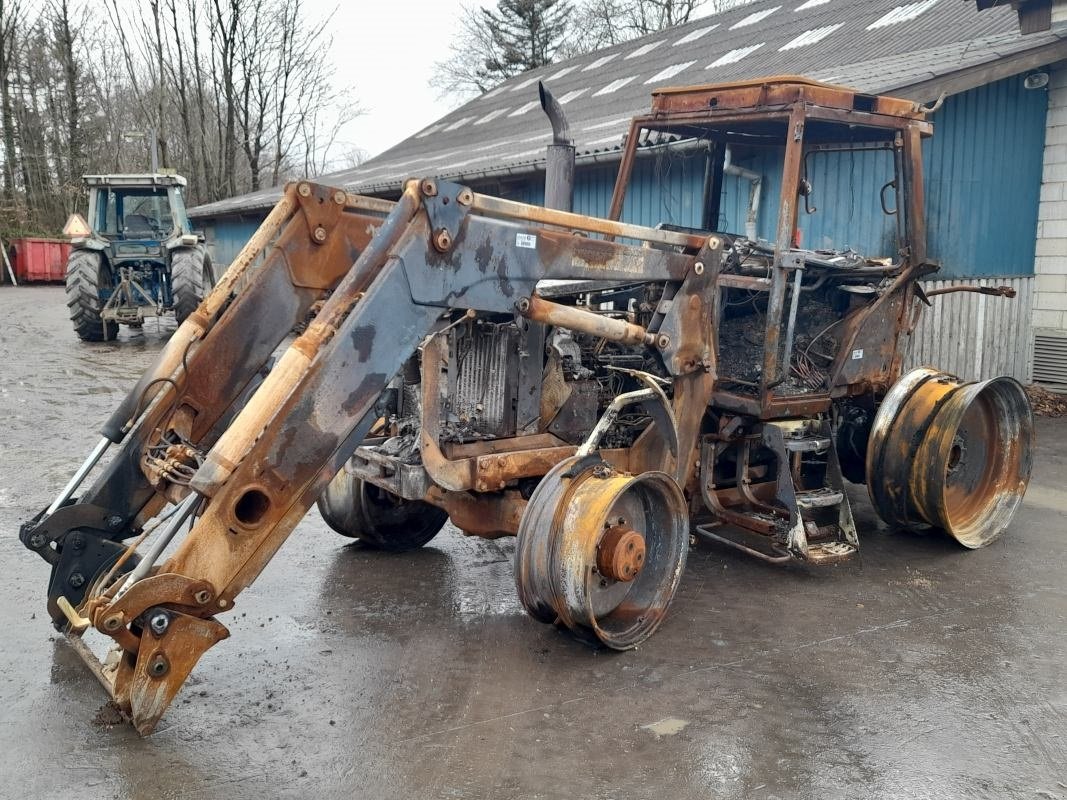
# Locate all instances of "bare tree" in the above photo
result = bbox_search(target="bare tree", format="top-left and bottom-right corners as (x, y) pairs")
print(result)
(0, 0), (362, 234)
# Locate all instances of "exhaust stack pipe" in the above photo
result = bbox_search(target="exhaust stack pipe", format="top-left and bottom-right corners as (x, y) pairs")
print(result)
(539, 81), (575, 212)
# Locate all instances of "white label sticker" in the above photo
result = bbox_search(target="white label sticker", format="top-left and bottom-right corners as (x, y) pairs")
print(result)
(515, 233), (537, 249)
(851, 349), (864, 360)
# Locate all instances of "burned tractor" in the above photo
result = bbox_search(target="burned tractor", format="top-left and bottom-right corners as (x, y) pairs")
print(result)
(21, 78), (1032, 733)
(64, 174), (213, 341)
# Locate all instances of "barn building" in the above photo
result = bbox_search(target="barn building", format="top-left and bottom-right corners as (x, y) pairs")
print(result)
(188, 0), (1067, 386)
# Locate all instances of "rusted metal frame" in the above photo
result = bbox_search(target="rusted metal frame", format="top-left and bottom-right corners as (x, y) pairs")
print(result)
(103, 218), (441, 732)
(607, 118), (644, 222)
(736, 438), (785, 518)
(925, 285), (1016, 298)
(901, 123), (928, 266)
(520, 294), (657, 346)
(423, 486), (527, 539)
(472, 191), (702, 250)
(694, 524), (792, 564)
(698, 439), (778, 537)
(701, 141), (725, 232)
(650, 79), (927, 122)
(78, 189), (388, 531)
(628, 241), (721, 486)
(190, 185), (422, 494)
(100, 186), (298, 445)
(760, 104), (806, 400)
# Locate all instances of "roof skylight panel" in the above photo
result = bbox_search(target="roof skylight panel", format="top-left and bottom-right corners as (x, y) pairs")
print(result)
(645, 61), (696, 84)
(626, 41), (663, 59)
(587, 134), (624, 146)
(794, 0), (830, 9)
(473, 108), (509, 126)
(510, 75), (542, 92)
(730, 5), (780, 29)
(707, 43), (765, 68)
(867, 0), (940, 30)
(558, 88), (589, 103)
(593, 76), (637, 96)
(779, 23), (843, 50)
(581, 117), (632, 131)
(414, 123), (445, 139)
(582, 53), (620, 71)
(444, 116), (475, 132)
(508, 101), (540, 117)
(674, 24), (719, 45)
(547, 65), (578, 80)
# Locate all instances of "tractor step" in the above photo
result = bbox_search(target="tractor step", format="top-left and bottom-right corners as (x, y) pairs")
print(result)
(795, 488), (844, 509)
(804, 540), (857, 563)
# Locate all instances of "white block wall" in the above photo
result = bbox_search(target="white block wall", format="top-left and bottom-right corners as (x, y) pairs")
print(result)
(1035, 62), (1067, 333)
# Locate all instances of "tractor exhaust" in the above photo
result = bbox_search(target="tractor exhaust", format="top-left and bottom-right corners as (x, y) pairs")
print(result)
(538, 81), (574, 212)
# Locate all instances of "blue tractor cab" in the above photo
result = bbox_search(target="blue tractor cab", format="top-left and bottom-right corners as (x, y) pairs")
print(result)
(65, 173), (214, 341)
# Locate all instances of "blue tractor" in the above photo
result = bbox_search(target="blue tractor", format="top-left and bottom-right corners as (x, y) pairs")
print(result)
(64, 174), (214, 341)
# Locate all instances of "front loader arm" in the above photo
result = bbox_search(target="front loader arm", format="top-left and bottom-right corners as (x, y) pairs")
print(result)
(23, 177), (721, 734)
(21, 184), (394, 624)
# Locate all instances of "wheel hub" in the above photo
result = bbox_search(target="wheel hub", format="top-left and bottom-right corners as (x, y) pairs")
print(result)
(597, 525), (646, 582)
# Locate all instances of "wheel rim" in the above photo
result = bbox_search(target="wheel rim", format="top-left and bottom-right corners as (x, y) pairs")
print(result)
(515, 459), (688, 649)
(866, 368), (1033, 547)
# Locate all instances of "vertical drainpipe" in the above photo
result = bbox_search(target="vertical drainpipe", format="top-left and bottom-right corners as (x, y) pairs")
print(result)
(538, 81), (575, 212)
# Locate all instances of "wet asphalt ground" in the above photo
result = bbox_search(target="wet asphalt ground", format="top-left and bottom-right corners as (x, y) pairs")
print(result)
(0, 285), (1064, 800)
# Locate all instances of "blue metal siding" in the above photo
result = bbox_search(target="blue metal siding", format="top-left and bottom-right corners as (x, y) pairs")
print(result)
(560, 75), (1047, 279)
(923, 76), (1046, 278)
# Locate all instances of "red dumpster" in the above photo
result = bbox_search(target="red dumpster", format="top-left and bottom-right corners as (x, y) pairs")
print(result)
(7, 237), (71, 283)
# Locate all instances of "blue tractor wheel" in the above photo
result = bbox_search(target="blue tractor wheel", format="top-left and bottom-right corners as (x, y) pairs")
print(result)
(65, 249), (119, 342)
(171, 249), (214, 325)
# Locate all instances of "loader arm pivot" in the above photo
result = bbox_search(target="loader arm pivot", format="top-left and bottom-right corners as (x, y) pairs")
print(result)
(21, 177), (719, 733)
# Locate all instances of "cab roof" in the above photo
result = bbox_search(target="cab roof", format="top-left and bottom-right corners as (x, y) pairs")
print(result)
(82, 174), (187, 188)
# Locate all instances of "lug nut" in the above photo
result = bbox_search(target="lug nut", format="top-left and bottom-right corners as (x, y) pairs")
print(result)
(102, 614), (124, 632)
(68, 572), (84, 589)
(333, 190), (347, 205)
(693, 261), (705, 275)
(457, 188), (474, 206)
(69, 533), (85, 550)
(420, 179), (437, 197)
(297, 183), (311, 197)
(656, 334), (671, 350)
(28, 533), (46, 549)
(313, 226), (328, 243)
(194, 589), (212, 605)
(149, 612), (170, 637)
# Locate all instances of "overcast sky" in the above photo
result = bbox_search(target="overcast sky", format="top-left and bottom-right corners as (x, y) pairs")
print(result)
(304, 0), (481, 161)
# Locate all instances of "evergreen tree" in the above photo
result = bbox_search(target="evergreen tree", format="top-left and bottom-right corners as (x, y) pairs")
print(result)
(478, 0), (572, 86)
